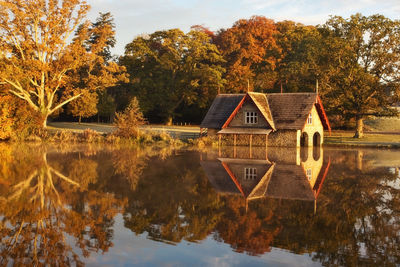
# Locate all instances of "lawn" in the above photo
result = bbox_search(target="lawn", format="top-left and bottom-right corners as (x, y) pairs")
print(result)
(325, 131), (400, 147)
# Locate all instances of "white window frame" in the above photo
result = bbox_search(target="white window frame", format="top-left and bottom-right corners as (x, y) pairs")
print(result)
(245, 111), (258, 124)
(307, 113), (312, 124)
(306, 169), (312, 181)
(244, 168), (257, 180)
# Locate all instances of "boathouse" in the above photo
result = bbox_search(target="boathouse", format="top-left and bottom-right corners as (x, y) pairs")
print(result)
(200, 92), (331, 147)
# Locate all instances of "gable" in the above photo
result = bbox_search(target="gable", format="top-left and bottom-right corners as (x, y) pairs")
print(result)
(222, 93), (276, 130)
(302, 105), (324, 132)
(200, 94), (244, 129)
(227, 98), (273, 129)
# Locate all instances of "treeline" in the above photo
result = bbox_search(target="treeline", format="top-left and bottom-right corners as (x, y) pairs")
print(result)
(1, 0), (400, 138)
(117, 13), (400, 137)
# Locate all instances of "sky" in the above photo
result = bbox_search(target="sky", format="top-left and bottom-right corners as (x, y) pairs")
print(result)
(87, 0), (400, 56)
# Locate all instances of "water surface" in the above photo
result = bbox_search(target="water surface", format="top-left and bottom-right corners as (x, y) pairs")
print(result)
(0, 144), (399, 266)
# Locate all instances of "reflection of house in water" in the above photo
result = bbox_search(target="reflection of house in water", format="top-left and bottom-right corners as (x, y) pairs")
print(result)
(201, 146), (330, 211)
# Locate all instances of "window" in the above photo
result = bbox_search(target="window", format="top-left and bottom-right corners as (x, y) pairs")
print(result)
(244, 168), (257, 180)
(245, 111), (258, 124)
(307, 113), (312, 124)
(306, 169), (312, 181)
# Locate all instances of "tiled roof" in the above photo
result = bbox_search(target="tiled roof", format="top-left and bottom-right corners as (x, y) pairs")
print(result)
(266, 164), (315, 201)
(200, 94), (244, 128)
(267, 93), (317, 130)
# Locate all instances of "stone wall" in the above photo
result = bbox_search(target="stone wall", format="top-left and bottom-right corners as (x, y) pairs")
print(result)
(268, 130), (300, 147)
(219, 134), (268, 146)
(207, 128), (219, 137)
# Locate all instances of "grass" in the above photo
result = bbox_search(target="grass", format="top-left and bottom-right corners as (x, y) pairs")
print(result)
(325, 131), (400, 148)
(364, 116), (400, 132)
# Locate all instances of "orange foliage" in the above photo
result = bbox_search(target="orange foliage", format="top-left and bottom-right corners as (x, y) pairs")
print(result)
(216, 16), (280, 92)
(0, 95), (42, 140)
(216, 196), (282, 255)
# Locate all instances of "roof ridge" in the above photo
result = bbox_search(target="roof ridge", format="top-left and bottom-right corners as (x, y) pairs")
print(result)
(217, 93), (245, 95)
(268, 92), (317, 95)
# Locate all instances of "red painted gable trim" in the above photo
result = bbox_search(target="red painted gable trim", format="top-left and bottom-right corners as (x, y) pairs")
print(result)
(221, 162), (246, 198)
(316, 95), (331, 135)
(313, 157), (331, 199)
(222, 94), (248, 129)
(222, 93), (274, 130)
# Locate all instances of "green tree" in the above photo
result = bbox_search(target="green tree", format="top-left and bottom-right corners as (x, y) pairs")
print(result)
(275, 21), (323, 93)
(66, 12), (127, 123)
(121, 29), (225, 124)
(97, 90), (116, 123)
(319, 14), (400, 137)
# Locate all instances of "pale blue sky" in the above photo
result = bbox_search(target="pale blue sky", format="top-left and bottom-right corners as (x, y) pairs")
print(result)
(87, 0), (400, 56)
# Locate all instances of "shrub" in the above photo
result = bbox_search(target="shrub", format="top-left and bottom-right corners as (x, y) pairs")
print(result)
(0, 95), (42, 141)
(114, 97), (146, 138)
(81, 129), (101, 143)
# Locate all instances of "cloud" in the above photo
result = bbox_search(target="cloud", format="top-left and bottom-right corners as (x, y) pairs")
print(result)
(86, 0), (400, 55)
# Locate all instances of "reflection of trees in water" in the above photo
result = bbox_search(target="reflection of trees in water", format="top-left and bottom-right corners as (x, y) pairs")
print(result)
(214, 196), (282, 256)
(0, 144), (125, 266)
(1, 145), (400, 266)
(122, 151), (224, 243)
(306, 150), (400, 266)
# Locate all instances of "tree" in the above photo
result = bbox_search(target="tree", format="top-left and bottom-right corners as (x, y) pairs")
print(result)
(319, 14), (400, 137)
(0, 95), (42, 140)
(215, 16), (279, 92)
(114, 97), (146, 138)
(66, 12), (127, 124)
(0, 0), (91, 128)
(275, 21), (323, 93)
(97, 90), (116, 123)
(68, 89), (98, 123)
(121, 29), (225, 124)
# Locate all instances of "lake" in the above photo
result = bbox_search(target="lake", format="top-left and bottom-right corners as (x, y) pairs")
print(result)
(0, 143), (399, 266)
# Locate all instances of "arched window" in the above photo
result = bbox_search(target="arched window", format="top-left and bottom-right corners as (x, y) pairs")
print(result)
(301, 132), (308, 147)
(313, 132), (321, 147)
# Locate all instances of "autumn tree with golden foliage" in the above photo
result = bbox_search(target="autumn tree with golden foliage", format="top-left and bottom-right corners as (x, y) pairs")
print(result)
(0, 1), (126, 128)
(114, 97), (146, 138)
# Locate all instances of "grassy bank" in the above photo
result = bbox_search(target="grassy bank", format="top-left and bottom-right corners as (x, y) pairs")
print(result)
(325, 131), (400, 148)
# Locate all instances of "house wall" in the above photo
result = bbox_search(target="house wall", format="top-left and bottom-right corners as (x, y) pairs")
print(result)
(301, 146), (324, 187)
(268, 130), (300, 147)
(228, 100), (272, 128)
(302, 106), (324, 146)
(207, 128), (219, 137)
(268, 147), (300, 165)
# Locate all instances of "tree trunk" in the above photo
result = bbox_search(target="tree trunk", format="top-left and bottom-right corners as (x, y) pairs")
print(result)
(97, 114), (100, 123)
(353, 117), (364, 138)
(166, 116), (173, 126)
(43, 115), (48, 128)
(79, 115), (82, 124)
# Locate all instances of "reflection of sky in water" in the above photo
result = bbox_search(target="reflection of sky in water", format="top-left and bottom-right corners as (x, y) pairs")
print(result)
(85, 214), (321, 267)
(1, 145), (400, 266)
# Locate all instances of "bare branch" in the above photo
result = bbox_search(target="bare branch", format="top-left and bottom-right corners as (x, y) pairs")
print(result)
(49, 93), (82, 115)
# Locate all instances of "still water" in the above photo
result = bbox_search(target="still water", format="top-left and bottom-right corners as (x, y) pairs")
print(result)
(0, 143), (400, 266)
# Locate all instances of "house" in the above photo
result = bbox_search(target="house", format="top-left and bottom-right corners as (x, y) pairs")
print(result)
(200, 146), (330, 211)
(200, 92), (331, 147)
